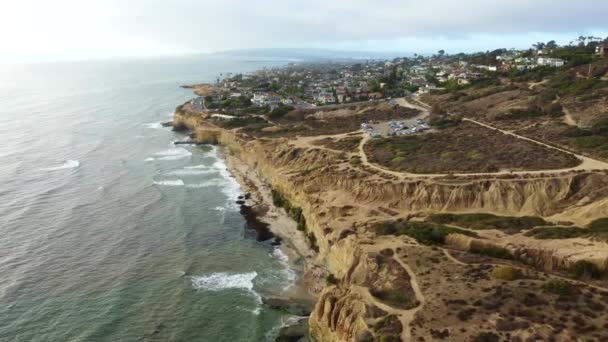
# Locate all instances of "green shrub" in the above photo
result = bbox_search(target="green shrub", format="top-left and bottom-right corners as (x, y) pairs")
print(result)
(471, 245), (513, 260)
(526, 220), (608, 241)
(370, 289), (418, 310)
(473, 332), (500, 342)
(543, 280), (575, 296)
(373, 220), (478, 245)
(307, 232), (319, 252)
(268, 104), (295, 119)
(571, 260), (602, 279)
(588, 218), (608, 230)
(491, 266), (523, 281)
(524, 226), (586, 239)
(272, 189), (307, 232)
(217, 116), (268, 129)
(271, 189), (285, 207)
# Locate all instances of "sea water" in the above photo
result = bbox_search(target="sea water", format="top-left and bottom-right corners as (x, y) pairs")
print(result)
(0, 55), (296, 341)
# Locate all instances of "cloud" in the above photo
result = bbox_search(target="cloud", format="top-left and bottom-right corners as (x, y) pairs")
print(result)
(2, 0), (607, 61)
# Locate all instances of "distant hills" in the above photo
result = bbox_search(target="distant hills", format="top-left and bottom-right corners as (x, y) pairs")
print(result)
(212, 48), (411, 61)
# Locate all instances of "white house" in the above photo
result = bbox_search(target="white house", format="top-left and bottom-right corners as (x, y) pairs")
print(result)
(252, 92), (268, 106)
(537, 57), (565, 67)
(211, 114), (237, 121)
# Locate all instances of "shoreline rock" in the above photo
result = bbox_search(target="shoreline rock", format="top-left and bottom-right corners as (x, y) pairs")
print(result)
(262, 296), (314, 316)
(239, 203), (276, 242)
(275, 317), (311, 342)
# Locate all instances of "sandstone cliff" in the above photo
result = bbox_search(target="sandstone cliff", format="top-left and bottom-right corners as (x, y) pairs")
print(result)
(174, 109), (608, 341)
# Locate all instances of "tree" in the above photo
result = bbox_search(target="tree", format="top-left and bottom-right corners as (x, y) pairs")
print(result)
(533, 42), (546, 50)
(546, 40), (558, 49)
(577, 35), (586, 47)
(438, 49), (446, 57)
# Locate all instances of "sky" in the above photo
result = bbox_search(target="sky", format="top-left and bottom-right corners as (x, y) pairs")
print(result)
(1, 0), (607, 63)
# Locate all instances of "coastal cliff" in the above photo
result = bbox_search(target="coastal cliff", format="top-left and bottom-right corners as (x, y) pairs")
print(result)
(174, 106), (608, 341)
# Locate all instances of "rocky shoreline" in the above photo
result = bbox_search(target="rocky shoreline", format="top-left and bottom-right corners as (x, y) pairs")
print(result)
(221, 147), (321, 341)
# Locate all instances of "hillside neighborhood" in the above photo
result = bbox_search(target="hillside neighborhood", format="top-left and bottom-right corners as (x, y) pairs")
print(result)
(185, 37), (608, 119)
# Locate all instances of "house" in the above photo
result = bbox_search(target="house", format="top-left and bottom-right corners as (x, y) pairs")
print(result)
(211, 114), (237, 121)
(596, 45), (607, 57)
(252, 92), (268, 106)
(537, 57), (565, 67)
(317, 94), (336, 104)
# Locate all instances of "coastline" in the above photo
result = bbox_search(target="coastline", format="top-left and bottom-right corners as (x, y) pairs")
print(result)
(222, 147), (324, 301)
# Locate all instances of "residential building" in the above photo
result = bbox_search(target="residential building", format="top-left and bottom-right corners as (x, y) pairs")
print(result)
(537, 57), (565, 67)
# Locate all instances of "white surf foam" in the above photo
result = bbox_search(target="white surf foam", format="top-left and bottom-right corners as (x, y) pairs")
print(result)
(273, 248), (297, 290)
(209, 147), (241, 201)
(144, 122), (163, 129)
(43, 160), (80, 171)
(191, 271), (261, 303)
(184, 164), (209, 170)
(147, 148), (192, 162)
(185, 181), (219, 189)
(153, 179), (185, 186)
(167, 169), (216, 176)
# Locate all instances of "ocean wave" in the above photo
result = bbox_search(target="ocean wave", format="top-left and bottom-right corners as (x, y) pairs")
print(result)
(191, 271), (261, 303)
(184, 164), (209, 170)
(43, 160), (80, 171)
(144, 122), (163, 129)
(147, 148), (192, 161)
(185, 181), (220, 189)
(273, 248), (297, 290)
(167, 169), (216, 176)
(153, 179), (184, 186)
(209, 148), (241, 201)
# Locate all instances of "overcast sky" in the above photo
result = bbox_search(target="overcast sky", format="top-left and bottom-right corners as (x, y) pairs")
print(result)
(1, 0), (607, 62)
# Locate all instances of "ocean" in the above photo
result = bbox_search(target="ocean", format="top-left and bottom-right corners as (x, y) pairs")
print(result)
(0, 56), (297, 341)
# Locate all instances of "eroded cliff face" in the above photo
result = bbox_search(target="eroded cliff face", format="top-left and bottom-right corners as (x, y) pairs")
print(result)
(174, 115), (608, 341)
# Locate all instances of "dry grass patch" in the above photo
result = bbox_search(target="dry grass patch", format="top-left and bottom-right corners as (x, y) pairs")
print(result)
(364, 121), (581, 174)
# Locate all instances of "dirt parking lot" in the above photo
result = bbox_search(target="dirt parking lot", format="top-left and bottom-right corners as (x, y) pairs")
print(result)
(362, 117), (431, 138)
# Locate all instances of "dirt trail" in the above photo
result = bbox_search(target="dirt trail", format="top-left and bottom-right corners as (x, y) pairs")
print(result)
(442, 249), (608, 292)
(528, 79), (549, 90)
(365, 240), (425, 341)
(562, 106), (578, 127)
